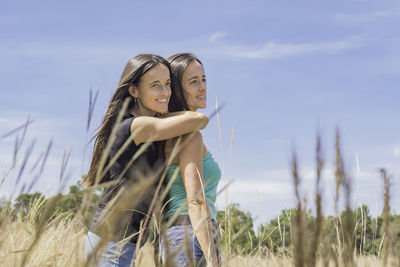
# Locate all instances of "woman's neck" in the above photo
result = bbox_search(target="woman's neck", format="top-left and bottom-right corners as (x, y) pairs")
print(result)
(189, 106), (198, 112)
(132, 103), (156, 117)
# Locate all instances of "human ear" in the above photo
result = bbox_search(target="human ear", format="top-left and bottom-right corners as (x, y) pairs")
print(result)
(128, 85), (139, 98)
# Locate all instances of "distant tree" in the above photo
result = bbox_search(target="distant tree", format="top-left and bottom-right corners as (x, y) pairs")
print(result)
(11, 180), (101, 228)
(0, 196), (11, 214)
(257, 209), (295, 254)
(13, 192), (44, 217)
(217, 203), (256, 254)
(385, 214), (400, 257)
(54, 182), (101, 227)
(354, 205), (374, 254)
(56, 184), (85, 213)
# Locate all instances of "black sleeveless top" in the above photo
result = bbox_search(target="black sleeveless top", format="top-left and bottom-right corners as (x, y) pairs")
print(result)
(89, 114), (165, 243)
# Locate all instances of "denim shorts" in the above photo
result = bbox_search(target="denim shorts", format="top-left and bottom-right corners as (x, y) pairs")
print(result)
(160, 224), (220, 267)
(85, 231), (136, 267)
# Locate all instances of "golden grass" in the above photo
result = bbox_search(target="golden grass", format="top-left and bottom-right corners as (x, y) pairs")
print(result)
(0, 174), (397, 267)
(0, 214), (397, 267)
(0, 210), (86, 266)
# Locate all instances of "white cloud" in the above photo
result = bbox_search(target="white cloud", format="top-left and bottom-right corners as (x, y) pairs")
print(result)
(227, 35), (365, 60)
(0, 112), (83, 145)
(333, 11), (390, 24)
(0, 39), (201, 68)
(0, 34), (366, 67)
(209, 32), (227, 42)
(215, 179), (295, 228)
(219, 179), (291, 195)
(0, 41), (133, 64)
(0, 115), (30, 129)
(393, 145), (400, 157)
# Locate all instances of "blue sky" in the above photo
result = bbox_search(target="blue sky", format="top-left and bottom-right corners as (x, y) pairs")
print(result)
(1, 0), (399, 228)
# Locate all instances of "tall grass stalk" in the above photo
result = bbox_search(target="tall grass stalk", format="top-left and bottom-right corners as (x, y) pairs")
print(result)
(309, 134), (324, 267)
(335, 129), (355, 267)
(380, 168), (390, 267)
(291, 151), (307, 267)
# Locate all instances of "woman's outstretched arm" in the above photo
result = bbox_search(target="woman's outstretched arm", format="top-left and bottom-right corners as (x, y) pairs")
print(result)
(178, 132), (218, 266)
(131, 111), (208, 145)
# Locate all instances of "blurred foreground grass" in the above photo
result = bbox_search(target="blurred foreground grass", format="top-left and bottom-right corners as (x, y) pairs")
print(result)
(0, 208), (398, 267)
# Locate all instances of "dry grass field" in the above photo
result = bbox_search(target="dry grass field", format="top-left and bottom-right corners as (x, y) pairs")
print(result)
(0, 211), (398, 267)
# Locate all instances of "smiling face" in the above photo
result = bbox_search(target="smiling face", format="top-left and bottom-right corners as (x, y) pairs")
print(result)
(181, 60), (206, 111)
(130, 63), (171, 116)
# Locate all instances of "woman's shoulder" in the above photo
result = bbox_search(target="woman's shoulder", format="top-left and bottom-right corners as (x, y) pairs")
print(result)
(112, 116), (136, 145)
(117, 115), (135, 135)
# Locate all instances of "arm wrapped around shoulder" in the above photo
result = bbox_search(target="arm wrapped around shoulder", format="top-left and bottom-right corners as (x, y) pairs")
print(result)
(130, 111), (208, 144)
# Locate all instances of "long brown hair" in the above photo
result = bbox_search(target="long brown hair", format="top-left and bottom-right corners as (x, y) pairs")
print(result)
(82, 54), (171, 186)
(167, 53), (203, 112)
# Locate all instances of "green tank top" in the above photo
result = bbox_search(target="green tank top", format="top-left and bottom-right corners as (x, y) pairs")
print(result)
(164, 152), (221, 220)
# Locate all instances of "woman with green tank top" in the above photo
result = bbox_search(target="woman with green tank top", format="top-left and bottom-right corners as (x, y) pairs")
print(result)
(160, 53), (221, 267)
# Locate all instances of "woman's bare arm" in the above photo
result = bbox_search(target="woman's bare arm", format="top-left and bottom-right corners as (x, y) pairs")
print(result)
(178, 132), (218, 266)
(130, 111), (208, 145)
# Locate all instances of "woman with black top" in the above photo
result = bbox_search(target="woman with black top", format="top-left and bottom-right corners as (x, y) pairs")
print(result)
(81, 54), (209, 266)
